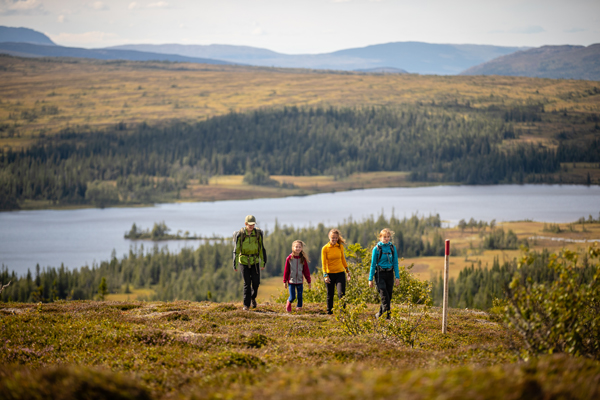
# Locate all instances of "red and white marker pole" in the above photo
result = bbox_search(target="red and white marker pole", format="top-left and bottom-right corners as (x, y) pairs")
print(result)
(442, 239), (450, 334)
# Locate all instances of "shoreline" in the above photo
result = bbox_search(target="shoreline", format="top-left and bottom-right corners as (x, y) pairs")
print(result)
(8, 171), (599, 213)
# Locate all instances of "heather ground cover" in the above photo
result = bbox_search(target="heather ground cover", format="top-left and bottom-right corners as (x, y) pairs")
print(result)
(1, 300), (599, 399)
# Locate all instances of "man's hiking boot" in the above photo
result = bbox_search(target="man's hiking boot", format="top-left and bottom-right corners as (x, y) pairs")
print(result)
(243, 306), (249, 311)
(386, 312), (391, 320)
(375, 312), (382, 319)
(251, 299), (257, 308)
(286, 301), (292, 312)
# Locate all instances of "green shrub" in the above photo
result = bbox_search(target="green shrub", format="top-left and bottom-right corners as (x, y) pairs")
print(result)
(246, 333), (269, 349)
(333, 298), (430, 348)
(505, 245), (600, 359)
(211, 351), (265, 369)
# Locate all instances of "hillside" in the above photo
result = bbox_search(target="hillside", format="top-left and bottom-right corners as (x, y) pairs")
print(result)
(461, 44), (600, 81)
(1, 300), (599, 399)
(0, 42), (233, 65)
(109, 41), (526, 75)
(0, 26), (55, 45)
(1, 55), (599, 210)
(1, 54), (599, 143)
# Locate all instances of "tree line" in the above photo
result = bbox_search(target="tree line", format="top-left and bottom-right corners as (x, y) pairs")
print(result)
(2, 105), (597, 210)
(431, 248), (598, 310)
(0, 213), (448, 303)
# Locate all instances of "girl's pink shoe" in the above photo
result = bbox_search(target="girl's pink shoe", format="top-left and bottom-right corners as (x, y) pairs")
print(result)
(286, 301), (292, 312)
(296, 307), (302, 312)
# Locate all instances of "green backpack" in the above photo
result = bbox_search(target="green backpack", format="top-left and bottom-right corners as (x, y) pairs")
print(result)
(232, 228), (267, 268)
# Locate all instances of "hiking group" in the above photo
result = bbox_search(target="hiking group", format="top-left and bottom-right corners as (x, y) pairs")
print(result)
(233, 215), (400, 317)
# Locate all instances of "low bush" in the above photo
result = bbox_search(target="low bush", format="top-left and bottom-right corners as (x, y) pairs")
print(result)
(505, 245), (600, 359)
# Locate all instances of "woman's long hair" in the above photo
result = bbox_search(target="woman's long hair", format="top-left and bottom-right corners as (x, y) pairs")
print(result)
(292, 240), (310, 263)
(328, 228), (346, 245)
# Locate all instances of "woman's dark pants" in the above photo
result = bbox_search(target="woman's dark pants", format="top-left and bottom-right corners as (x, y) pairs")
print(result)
(242, 264), (260, 308)
(326, 272), (346, 313)
(375, 269), (394, 316)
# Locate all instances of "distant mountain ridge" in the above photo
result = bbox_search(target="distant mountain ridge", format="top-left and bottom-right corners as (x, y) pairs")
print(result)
(2, 25), (597, 80)
(0, 42), (233, 65)
(461, 44), (600, 81)
(0, 26), (55, 45)
(109, 42), (526, 75)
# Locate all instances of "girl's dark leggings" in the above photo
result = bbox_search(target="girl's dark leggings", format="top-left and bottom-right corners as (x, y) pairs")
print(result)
(326, 272), (346, 313)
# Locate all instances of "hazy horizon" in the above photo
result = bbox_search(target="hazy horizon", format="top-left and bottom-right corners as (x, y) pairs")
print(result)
(0, 0), (598, 54)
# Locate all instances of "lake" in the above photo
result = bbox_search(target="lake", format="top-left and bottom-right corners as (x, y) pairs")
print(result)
(1, 184), (599, 276)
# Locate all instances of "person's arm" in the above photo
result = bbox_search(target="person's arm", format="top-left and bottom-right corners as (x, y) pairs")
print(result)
(302, 259), (311, 284)
(259, 231), (267, 269)
(233, 232), (241, 270)
(369, 246), (378, 282)
(393, 245), (400, 280)
(340, 245), (351, 281)
(321, 246), (329, 278)
(283, 256), (291, 284)
(340, 245), (349, 271)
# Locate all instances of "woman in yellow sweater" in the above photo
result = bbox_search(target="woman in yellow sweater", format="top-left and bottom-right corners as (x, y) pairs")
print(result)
(321, 228), (352, 315)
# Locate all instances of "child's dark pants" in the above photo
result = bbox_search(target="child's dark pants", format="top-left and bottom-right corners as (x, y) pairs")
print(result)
(375, 269), (394, 316)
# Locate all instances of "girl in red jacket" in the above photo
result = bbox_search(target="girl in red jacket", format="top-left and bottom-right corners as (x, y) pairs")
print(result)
(283, 240), (312, 312)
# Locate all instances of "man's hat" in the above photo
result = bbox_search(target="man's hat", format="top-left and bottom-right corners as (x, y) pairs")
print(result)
(245, 215), (257, 225)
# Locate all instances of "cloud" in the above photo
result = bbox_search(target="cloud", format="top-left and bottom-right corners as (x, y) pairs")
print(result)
(90, 1), (108, 11)
(57, 14), (67, 23)
(331, 0), (351, 2)
(0, 0), (45, 15)
(147, 1), (169, 8)
(565, 28), (586, 33)
(128, 2), (139, 10)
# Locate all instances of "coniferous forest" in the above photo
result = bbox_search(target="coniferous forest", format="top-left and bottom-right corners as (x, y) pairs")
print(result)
(1, 105), (598, 210)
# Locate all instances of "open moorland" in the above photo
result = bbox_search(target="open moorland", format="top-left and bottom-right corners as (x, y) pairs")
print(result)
(1, 55), (599, 145)
(1, 300), (599, 400)
(1, 55), (599, 211)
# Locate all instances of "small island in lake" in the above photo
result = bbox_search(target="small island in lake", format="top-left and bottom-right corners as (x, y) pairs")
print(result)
(124, 222), (223, 241)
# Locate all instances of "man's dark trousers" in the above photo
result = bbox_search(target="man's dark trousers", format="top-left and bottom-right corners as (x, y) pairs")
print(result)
(242, 263), (260, 308)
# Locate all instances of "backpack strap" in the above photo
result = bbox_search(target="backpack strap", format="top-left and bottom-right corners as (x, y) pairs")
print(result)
(376, 244), (383, 266)
(256, 228), (267, 264)
(376, 243), (395, 269)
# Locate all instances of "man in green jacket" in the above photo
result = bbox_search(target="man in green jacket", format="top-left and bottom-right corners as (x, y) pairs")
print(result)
(233, 215), (267, 310)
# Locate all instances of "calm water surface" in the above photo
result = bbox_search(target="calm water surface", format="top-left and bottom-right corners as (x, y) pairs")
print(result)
(1, 184), (599, 275)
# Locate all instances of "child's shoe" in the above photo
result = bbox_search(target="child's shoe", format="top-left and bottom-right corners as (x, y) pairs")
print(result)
(296, 307), (302, 313)
(286, 301), (292, 312)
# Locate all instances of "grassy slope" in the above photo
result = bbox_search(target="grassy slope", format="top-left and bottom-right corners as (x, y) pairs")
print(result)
(1, 55), (599, 148)
(1, 301), (599, 399)
(2, 56), (600, 210)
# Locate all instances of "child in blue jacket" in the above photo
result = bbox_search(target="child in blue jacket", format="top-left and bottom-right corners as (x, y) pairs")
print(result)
(368, 228), (400, 319)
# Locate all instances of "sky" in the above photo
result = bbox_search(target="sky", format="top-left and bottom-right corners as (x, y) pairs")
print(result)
(0, 0), (599, 54)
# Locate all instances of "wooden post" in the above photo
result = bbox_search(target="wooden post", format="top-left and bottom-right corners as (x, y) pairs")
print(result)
(442, 240), (450, 334)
